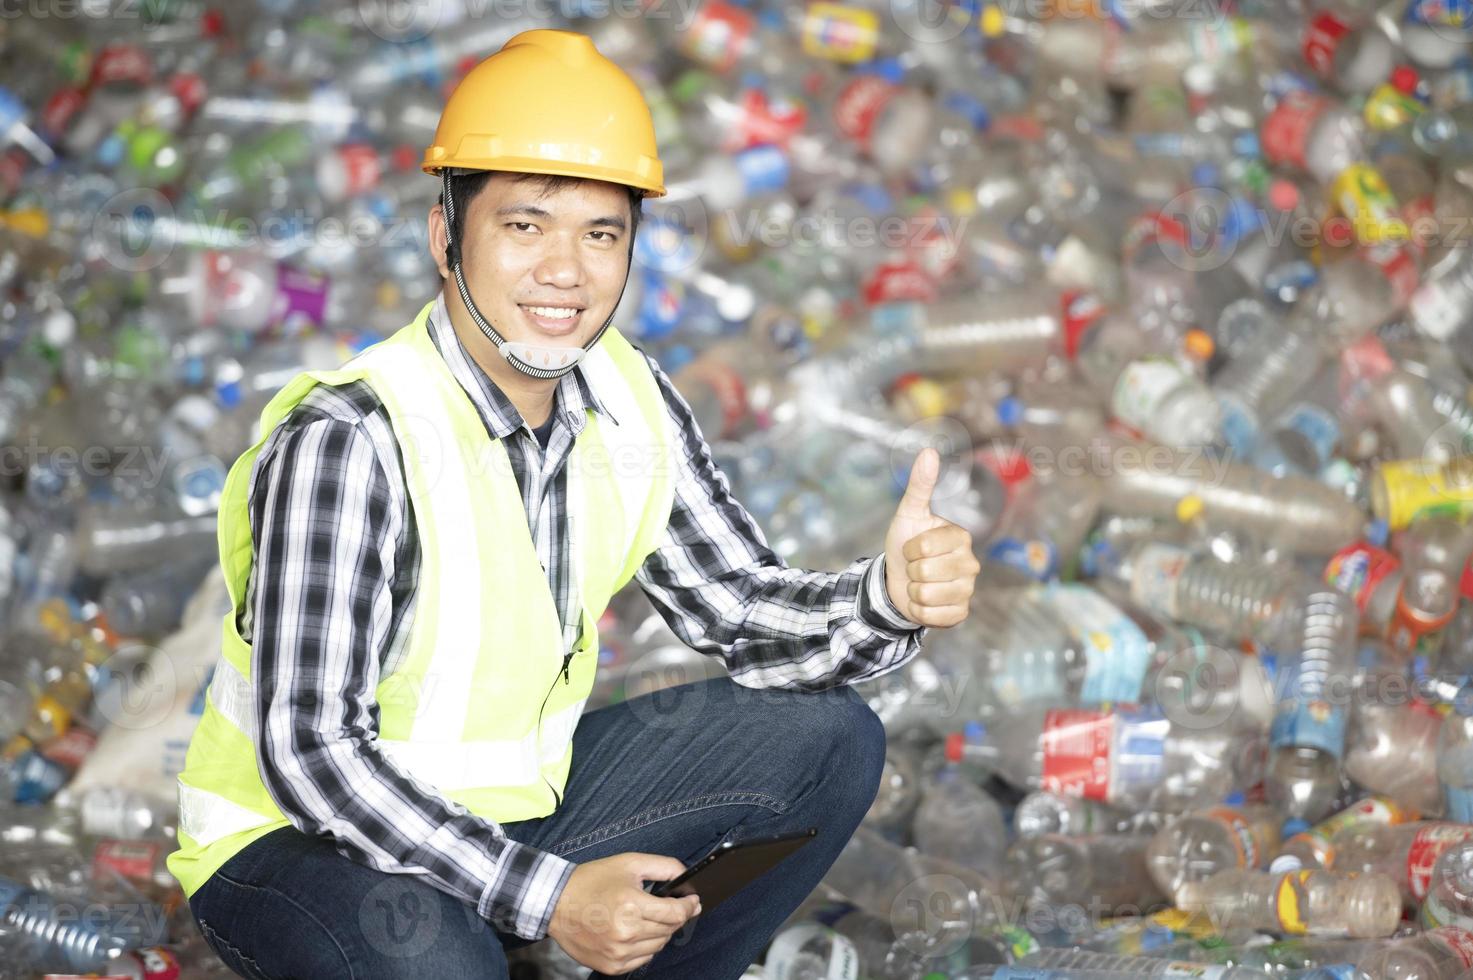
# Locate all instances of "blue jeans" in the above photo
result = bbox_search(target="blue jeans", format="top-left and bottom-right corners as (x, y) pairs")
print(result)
(187, 676), (887, 980)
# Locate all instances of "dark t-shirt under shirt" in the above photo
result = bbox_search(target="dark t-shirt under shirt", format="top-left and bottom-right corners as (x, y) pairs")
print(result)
(531, 413), (555, 450)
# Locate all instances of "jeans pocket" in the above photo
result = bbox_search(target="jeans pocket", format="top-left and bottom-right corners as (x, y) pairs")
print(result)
(197, 917), (273, 980)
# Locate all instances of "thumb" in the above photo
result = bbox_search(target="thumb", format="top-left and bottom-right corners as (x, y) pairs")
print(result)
(897, 447), (940, 519)
(623, 852), (689, 883)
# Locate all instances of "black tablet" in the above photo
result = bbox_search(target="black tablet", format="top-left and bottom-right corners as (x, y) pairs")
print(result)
(645, 827), (818, 914)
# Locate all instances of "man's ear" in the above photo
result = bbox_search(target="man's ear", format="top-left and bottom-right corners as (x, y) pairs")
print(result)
(428, 203), (450, 281)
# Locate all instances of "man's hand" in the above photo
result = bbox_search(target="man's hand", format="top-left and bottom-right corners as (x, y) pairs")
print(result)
(883, 447), (981, 628)
(546, 852), (701, 974)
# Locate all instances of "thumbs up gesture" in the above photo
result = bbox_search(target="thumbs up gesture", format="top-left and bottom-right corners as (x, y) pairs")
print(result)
(883, 448), (981, 629)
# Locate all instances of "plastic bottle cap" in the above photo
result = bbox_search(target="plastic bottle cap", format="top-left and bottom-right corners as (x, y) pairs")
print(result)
(981, 6), (1006, 37)
(1269, 855), (1303, 874)
(996, 395), (1024, 427)
(944, 733), (964, 764)
(1176, 495), (1205, 524)
(1269, 179), (1300, 213)
(1183, 329), (1214, 362)
(1282, 818), (1311, 838)
(963, 720), (985, 741)
(1222, 790), (1245, 806)
(1367, 519), (1389, 548)
(1191, 162), (1220, 189)
(1391, 65), (1420, 95)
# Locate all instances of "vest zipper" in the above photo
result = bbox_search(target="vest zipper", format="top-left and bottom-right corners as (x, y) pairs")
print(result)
(535, 651), (576, 810)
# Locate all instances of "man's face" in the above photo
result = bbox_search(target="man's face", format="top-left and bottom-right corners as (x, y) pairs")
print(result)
(452, 173), (635, 350)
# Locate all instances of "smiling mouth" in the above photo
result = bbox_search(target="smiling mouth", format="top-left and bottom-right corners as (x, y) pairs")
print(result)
(520, 304), (585, 336)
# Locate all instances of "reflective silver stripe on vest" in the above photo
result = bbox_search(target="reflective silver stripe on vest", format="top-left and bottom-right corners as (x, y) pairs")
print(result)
(205, 655), (588, 792)
(206, 655), (255, 740)
(177, 779), (277, 847)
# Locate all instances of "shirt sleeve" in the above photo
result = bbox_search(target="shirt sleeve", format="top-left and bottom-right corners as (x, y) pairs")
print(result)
(632, 353), (929, 692)
(247, 411), (573, 941)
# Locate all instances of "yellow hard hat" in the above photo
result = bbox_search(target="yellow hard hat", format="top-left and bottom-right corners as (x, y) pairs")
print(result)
(422, 29), (666, 198)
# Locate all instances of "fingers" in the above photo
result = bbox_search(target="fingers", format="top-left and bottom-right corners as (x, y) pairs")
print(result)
(902, 522), (971, 562)
(907, 552), (981, 584)
(897, 447), (941, 518)
(620, 852), (688, 884)
(908, 578), (974, 607)
(911, 604), (970, 628)
(634, 893), (699, 928)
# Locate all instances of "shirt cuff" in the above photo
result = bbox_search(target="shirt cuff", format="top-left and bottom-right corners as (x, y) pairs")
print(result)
(477, 841), (577, 942)
(858, 553), (925, 634)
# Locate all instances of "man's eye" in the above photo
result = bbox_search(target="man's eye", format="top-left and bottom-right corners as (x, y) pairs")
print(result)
(588, 231), (616, 242)
(509, 222), (537, 233)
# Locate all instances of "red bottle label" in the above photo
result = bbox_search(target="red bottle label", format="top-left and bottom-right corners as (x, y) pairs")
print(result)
(1408, 825), (1473, 899)
(1041, 709), (1113, 801)
(1302, 12), (1352, 79)
(1261, 92), (1330, 171)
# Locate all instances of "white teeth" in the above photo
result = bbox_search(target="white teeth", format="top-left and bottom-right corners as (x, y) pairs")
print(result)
(525, 306), (578, 320)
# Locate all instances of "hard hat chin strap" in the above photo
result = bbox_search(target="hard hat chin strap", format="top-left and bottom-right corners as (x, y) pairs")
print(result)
(441, 172), (636, 381)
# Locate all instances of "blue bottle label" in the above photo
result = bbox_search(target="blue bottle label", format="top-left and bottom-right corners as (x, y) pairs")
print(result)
(1045, 584), (1151, 705)
(734, 144), (789, 196)
(1446, 784), (1473, 823)
(986, 537), (1058, 581)
(1404, 0), (1473, 27)
(1276, 404), (1340, 469)
(1270, 702), (1349, 759)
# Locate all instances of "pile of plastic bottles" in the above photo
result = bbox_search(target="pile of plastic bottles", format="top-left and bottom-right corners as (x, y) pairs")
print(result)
(2, 0), (1473, 975)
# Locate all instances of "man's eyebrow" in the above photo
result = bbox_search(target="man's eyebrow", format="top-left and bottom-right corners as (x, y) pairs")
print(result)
(494, 204), (554, 221)
(494, 204), (627, 232)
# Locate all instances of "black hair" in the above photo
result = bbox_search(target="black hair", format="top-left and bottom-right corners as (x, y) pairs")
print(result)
(440, 170), (644, 255)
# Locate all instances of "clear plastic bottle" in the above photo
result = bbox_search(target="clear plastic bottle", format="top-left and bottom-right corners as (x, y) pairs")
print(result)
(1175, 867), (1402, 939)
(1146, 803), (1282, 900)
(995, 382), (1107, 459)
(864, 740), (924, 843)
(1331, 822), (1473, 907)
(1324, 539), (1405, 639)
(1355, 926), (1473, 980)
(0, 876), (168, 973)
(73, 502), (219, 577)
(1389, 516), (1473, 660)
(1003, 833), (1166, 914)
(1253, 364), (1345, 479)
(99, 554), (217, 639)
(1094, 540), (1305, 642)
(822, 826), (1002, 944)
(1013, 793), (1136, 839)
(1300, 5), (1397, 94)
(1266, 588), (1361, 824)
(1278, 794), (1420, 869)
(1344, 686), (1446, 817)
(1099, 440), (1368, 556)
(1437, 692), (1473, 823)
(947, 705), (1263, 813)
(1074, 315), (1221, 447)
(912, 749), (1009, 876)
(1422, 839), (1473, 930)
(1368, 367), (1460, 462)
(982, 475), (1102, 584)
(1018, 948), (1274, 979)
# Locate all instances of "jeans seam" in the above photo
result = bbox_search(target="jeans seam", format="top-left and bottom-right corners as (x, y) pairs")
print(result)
(197, 917), (271, 980)
(211, 873), (356, 980)
(548, 791), (789, 856)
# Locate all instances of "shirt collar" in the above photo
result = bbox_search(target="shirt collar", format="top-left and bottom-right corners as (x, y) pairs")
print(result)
(425, 291), (617, 438)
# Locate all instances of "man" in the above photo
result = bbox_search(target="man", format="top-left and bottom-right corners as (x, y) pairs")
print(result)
(168, 29), (979, 980)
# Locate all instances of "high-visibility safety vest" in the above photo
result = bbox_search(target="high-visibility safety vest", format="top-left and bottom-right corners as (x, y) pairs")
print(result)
(167, 300), (675, 898)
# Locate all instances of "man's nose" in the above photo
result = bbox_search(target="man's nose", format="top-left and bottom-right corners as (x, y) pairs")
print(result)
(533, 235), (585, 289)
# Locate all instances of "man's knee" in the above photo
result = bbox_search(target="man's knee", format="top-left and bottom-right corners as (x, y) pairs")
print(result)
(348, 876), (511, 980)
(765, 684), (888, 816)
